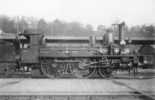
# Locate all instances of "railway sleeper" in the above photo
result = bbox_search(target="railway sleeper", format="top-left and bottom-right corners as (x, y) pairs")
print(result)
(0, 95), (154, 100)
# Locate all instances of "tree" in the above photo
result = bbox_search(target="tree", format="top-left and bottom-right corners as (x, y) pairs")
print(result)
(97, 25), (106, 35)
(0, 16), (16, 33)
(141, 25), (154, 37)
(18, 18), (28, 33)
(86, 24), (94, 34)
(51, 19), (66, 34)
(66, 22), (88, 36)
(37, 19), (48, 33)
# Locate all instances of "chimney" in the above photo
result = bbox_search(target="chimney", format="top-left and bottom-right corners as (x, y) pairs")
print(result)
(118, 22), (125, 43)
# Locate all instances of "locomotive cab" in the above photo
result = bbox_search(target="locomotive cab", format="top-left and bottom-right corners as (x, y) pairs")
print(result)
(19, 32), (43, 65)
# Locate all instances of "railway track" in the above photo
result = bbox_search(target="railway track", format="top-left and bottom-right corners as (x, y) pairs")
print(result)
(0, 68), (155, 79)
(111, 79), (155, 100)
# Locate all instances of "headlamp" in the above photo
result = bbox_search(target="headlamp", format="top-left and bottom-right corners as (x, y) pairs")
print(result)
(114, 48), (119, 54)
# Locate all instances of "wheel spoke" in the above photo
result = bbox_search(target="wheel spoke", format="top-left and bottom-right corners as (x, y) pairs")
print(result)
(83, 68), (97, 78)
(98, 67), (112, 78)
(73, 67), (96, 78)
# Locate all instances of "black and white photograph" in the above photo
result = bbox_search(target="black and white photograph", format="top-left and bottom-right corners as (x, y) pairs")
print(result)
(0, 0), (154, 100)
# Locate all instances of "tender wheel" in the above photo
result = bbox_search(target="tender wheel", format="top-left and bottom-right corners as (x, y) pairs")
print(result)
(41, 63), (57, 78)
(98, 67), (112, 78)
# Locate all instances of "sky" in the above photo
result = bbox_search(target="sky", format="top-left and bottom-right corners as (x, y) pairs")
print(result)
(0, 0), (154, 27)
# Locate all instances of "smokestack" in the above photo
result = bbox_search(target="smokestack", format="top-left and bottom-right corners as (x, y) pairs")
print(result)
(118, 24), (122, 42)
(118, 22), (125, 43)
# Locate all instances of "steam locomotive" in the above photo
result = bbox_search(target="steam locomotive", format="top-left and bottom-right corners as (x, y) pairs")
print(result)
(0, 22), (154, 78)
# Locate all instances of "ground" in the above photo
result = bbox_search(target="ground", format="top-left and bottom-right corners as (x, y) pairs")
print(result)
(0, 68), (154, 100)
(0, 78), (154, 96)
